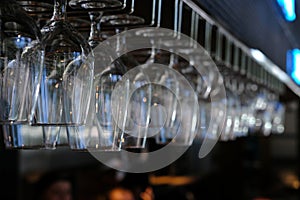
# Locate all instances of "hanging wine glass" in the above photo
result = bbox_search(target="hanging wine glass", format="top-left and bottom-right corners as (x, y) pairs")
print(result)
(0, 0), (55, 150)
(67, 56), (126, 151)
(259, 91), (277, 137)
(158, 44), (224, 144)
(233, 81), (250, 138)
(28, 0), (94, 126)
(248, 88), (270, 135)
(111, 61), (198, 148)
(121, 1), (181, 147)
(0, 0), (41, 124)
(271, 101), (285, 134)
(84, 6), (145, 150)
(219, 77), (241, 141)
(112, 30), (200, 148)
(73, 23), (149, 151)
(67, 11), (127, 151)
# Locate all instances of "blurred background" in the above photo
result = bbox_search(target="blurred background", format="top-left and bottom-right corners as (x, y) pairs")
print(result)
(1, 0), (300, 200)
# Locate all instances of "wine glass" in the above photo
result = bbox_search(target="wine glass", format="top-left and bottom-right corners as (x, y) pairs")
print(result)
(131, 0), (181, 144)
(219, 78), (241, 141)
(0, 0), (52, 149)
(257, 91), (277, 137)
(111, 62), (198, 148)
(114, 27), (201, 147)
(0, 0), (41, 124)
(87, 10), (146, 150)
(158, 38), (226, 144)
(271, 101), (285, 134)
(67, 1), (143, 151)
(28, 0), (94, 126)
(67, 10), (128, 151)
(19, 0), (95, 150)
(234, 81), (252, 138)
(67, 56), (126, 151)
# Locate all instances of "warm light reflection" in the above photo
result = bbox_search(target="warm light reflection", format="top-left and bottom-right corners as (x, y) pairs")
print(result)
(149, 175), (196, 186)
(280, 170), (300, 189)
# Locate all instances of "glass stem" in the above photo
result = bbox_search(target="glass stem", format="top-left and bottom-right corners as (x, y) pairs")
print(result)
(0, 19), (3, 56)
(51, 0), (67, 21)
(147, 39), (156, 64)
(115, 27), (126, 56)
(88, 11), (103, 48)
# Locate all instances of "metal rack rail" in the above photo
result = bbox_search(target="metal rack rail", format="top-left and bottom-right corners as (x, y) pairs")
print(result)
(16, 0), (300, 98)
(180, 0), (287, 95)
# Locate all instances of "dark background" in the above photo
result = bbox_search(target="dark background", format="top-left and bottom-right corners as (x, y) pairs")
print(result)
(0, 1), (299, 199)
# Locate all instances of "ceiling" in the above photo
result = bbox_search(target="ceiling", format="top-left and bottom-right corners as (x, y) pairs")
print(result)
(195, 0), (300, 72)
